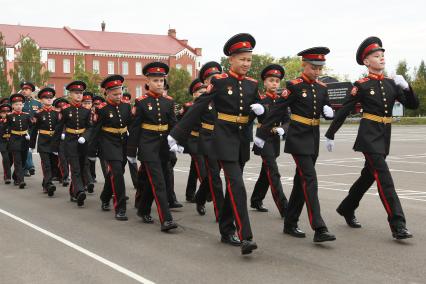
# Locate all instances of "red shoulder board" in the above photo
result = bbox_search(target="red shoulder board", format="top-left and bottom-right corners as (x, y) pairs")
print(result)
(206, 84), (214, 93)
(36, 108), (44, 113)
(357, 77), (370, 84)
(281, 88), (291, 99)
(245, 76), (258, 83)
(54, 108), (61, 112)
(23, 112), (29, 115)
(98, 102), (107, 109)
(164, 95), (173, 100)
(259, 94), (266, 100)
(184, 102), (193, 107)
(290, 78), (303, 85)
(62, 103), (70, 110)
(350, 86), (358, 96)
(120, 99), (130, 104)
(213, 73), (228, 80)
(316, 80), (327, 87)
(136, 95), (148, 101)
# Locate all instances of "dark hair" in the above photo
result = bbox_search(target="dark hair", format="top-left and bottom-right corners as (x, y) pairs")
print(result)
(144, 84), (149, 91)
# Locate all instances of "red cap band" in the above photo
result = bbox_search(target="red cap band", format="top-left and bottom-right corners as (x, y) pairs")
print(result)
(147, 67), (166, 74)
(229, 41), (252, 54)
(302, 54), (325, 61)
(362, 43), (381, 60)
(105, 80), (123, 89)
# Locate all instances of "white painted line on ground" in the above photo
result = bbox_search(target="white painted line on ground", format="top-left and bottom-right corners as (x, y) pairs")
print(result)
(0, 208), (155, 284)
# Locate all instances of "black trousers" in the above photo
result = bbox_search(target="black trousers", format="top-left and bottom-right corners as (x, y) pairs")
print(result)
(218, 160), (252, 241)
(39, 152), (54, 189)
(1, 151), (12, 181)
(58, 145), (69, 181)
(68, 154), (87, 197)
(251, 156), (288, 216)
(138, 161), (173, 223)
(89, 159), (97, 180)
(127, 160), (139, 189)
(337, 153), (405, 229)
(100, 160), (127, 213)
(285, 155), (327, 230)
(195, 156), (224, 221)
(12, 150), (27, 184)
(185, 158), (199, 199)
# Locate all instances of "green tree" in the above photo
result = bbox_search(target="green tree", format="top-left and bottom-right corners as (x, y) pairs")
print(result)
(396, 60), (411, 82)
(0, 32), (11, 97)
(167, 67), (192, 106)
(415, 60), (426, 82)
(9, 35), (49, 91)
(73, 55), (101, 94)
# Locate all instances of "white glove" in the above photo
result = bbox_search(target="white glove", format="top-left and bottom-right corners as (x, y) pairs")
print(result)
(323, 105), (334, 119)
(325, 138), (334, 152)
(250, 103), (265, 115)
(127, 156), (137, 164)
(52, 152), (58, 156)
(88, 157), (96, 162)
(78, 137), (86, 144)
(167, 135), (177, 148)
(29, 148), (34, 153)
(61, 133), (65, 140)
(275, 127), (285, 137)
(170, 144), (184, 154)
(393, 75), (409, 90)
(25, 134), (30, 141)
(254, 136), (265, 148)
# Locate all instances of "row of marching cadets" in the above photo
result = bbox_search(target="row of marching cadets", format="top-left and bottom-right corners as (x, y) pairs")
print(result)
(0, 32), (419, 256)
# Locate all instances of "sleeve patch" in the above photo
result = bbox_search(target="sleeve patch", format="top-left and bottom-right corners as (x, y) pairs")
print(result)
(351, 86), (358, 96)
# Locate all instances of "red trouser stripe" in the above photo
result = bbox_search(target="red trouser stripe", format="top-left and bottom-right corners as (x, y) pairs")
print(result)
(263, 158), (283, 214)
(292, 155), (313, 225)
(192, 155), (203, 183)
(108, 163), (118, 210)
(364, 153), (392, 216)
(204, 157), (219, 221)
(144, 162), (164, 223)
(219, 161), (243, 240)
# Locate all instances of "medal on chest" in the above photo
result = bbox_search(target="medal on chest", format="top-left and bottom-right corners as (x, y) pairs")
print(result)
(109, 112), (114, 118)
(302, 89), (307, 98)
(227, 86), (233, 95)
(12, 117), (15, 122)
(147, 103), (152, 111)
(370, 88), (375, 95)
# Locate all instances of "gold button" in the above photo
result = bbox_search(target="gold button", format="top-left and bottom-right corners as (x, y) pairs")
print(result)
(385, 110), (388, 113)
(240, 100), (243, 103)
(239, 126), (242, 130)
(239, 87), (242, 90)
(239, 113), (242, 116)
(240, 94), (243, 97)
(383, 98), (387, 101)
(239, 107), (243, 110)
(239, 81), (242, 85)
(314, 112), (317, 115)
(384, 104), (388, 107)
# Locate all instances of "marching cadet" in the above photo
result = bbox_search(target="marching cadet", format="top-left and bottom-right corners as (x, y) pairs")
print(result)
(88, 95), (108, 182)
(21, 81), (41, 176)
(53, 97), (70, 187)
(58, 81), (92, 207)
(7, 93), (32, 188)
(256, 47), (336, 243)
(0, 102), (12, 184)
(127, 62), (178, 231)
(181, 78), (210, 215)
(29, 87), (62, 197)
(192, 61), (225, 222)
(81, 91), (95, 194)
(325, 36), (419, 239)
(92, 75), (132, 221)
(169, 33), (265, 254)
(251, 64), (289, 218)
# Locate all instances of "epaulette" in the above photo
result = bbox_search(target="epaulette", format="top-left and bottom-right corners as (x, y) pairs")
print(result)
(120, 99), (130, 104)
(136, 95), (148, 101)
(36, 108), (44, 113)
(281, 88), (291, 99)
(289, 78), (303, 85)
(245, 76), (258, 83)
(62, 103), (70, 110)
(316, 80), (327, 87)
(164, 95), (174, 101)
(54, 108), (61, 112)
(184, 102), (193, 107)
(213, 73), (228, 80)
(98, 102), (107, 109)
(259, 94), (267, 100)
(357, 77), (370, 84)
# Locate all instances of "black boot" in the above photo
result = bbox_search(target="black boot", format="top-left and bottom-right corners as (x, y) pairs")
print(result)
(313, 228), (336, 243)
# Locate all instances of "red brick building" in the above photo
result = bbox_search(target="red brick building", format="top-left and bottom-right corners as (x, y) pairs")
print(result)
(0, 23), (202, 98)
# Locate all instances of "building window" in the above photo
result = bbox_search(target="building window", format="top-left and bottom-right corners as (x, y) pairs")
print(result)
(108, 61), (114, 74)
(186, 64), (193, 76)
(135, 62), (142, 75)
(176, 64), (182, 70)
(47, 83), (55, 89)
(136, 85), (142, 98)
(122, 61), (129, 75)
(63, 85), (69, 96)
(48, 59), (55, 73)
(63, 59), (70, 73)
(93, 60), (100, 74)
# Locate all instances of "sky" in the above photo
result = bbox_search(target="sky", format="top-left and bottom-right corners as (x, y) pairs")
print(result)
(1, 0), (425, 81)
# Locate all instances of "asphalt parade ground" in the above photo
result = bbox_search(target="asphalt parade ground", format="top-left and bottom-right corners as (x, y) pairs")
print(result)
(0, 125), (425, 284)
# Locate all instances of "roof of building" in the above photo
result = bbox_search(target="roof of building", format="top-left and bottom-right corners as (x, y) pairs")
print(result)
(0, 24), (200, 56)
